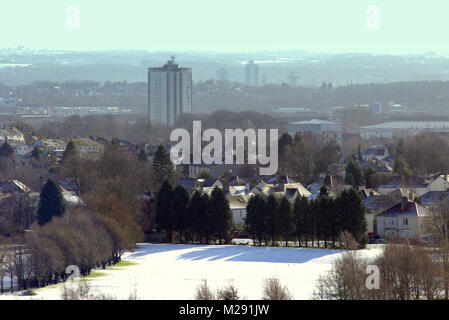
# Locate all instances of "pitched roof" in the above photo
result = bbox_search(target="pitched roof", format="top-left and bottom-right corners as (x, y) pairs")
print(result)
(363, 195), (400, 211)
(378, 176), (428, 189)
(378, 201), (434, 217)
(420, 191), (449, 206)
(177, 178), (197, 193)
(0, 180), (31, 193)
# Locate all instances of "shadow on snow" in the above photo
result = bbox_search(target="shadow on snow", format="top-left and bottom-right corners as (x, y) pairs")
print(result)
(127, 243), (343, 264)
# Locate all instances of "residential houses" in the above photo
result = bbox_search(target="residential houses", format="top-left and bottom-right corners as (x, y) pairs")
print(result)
(377, 197), (434, 239)
(71, 138), (105, 160)
(0, 127), (25, 143)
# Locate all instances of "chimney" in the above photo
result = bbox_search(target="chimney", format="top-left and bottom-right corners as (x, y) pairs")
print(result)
(401, 196), (408, 211)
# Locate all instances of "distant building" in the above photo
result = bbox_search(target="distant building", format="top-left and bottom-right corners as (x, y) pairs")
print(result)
(0, 97), (15, 107)
(369, 101), (406, 114)
(245, 60), (259, 87)
(287, 119), (342, 145)
(148, 56), (192, 126)
(216, 68), (229, 83)
(359, 121), (449, 139)
(287, 72), (298, 87)
(52, 106), (131, 117)
(70, 138), (104, 160)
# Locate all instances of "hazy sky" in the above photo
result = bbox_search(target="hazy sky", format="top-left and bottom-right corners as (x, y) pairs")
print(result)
(1, 0), (448, 54)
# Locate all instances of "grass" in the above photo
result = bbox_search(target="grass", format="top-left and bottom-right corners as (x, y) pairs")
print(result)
(110, 260), (139, 269)
(82, 271), (107, 280)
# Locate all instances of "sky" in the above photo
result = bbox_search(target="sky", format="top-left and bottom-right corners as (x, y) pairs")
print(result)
(1, 0), (449, 54)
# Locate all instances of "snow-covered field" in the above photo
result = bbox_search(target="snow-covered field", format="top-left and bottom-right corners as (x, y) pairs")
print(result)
(0, 243), (382, 300)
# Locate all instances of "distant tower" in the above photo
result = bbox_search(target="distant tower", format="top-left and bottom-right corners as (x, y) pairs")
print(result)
(148, 57), (192, 125)
(287, 72), (298, 87)
(245, 60), (259, 86)
(216, 68), (229, 83)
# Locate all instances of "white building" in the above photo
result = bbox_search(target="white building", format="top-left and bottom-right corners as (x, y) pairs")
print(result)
(287, 119), (342, 145)
(359, 121), (449, 139)
(148, 57), (192, 126)
(0, 127), (25, 143)
(245, 60), (259, 87)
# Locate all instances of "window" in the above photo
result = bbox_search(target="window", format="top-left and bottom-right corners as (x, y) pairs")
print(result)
(402, 218), (408, 225)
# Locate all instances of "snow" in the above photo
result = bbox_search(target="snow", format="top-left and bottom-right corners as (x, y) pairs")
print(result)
(0, 243), (382, 300)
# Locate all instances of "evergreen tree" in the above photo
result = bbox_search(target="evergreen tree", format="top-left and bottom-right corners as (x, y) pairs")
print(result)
(245, 194), (266, 245)
(336, 188), (367, 246)
(186, 191), (203, 243)
(363, 167), (376, 188)
(199, 193), (212, 243)
(265, 194), (280, 245)
(62, 140), (77, 162)
(37, 179), (66, 226)
(345, 159), (363, 188)
(0, 141), (14, 159)
(278, 132), (293, 161)
(170, 184), (190, 242)
(155, 180), (174, 241)
(31, 147), (42, 161)
(151, 145), (174, 188)
(393, 155), (412, 177)
(278, 196), (292, 247)
(308, 199), (318, 247)
(357, 143), (363, 161)
(293, 196), (309, 247)
(210, 187), (232, 244)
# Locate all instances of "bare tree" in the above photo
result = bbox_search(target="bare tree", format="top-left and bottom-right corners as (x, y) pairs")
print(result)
(262, 278), (292, 300)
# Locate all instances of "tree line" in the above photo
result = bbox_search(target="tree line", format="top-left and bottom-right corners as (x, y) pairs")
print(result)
(246, 187), (368, 248)
(155, 181), (233, 244)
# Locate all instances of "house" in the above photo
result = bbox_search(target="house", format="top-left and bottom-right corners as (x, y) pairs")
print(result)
(70, 138), (105, 160)
(226, 194), (249, 226)
(0, 127), (25, 143)
(198, 178), (223, 195)
(362, 193), (403, 235)
(9, 141), (30, 156)
(362, 145), (389, 161)
(426, 175), (449, 192)
(30, 139), (67, 157)
(360, 159), (393, 173)
(0, 180), (32, 194)
(377, 176), (429, 196)
(377, 197), (434, 239)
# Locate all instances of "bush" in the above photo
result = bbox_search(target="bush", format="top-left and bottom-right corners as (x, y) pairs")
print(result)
(261, 278), (292, 300)
(338, 231), (358, 250)
(194, 279), (215, 300)
(217, 282), (240, 300)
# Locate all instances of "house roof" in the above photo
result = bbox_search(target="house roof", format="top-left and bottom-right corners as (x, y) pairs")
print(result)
(177, 178), (197, 193)
(202, 178), (222, 188)
(363, 145), (387, 157)
(363, 195), (400, 211)
(378, 175), (428, 189)
(0, 180), (31, 193)
(226, 194), (248, 210)
(226, 176), (248, 186)
(420, 191), (449, 206)
(378, 201), (434, 217)
(71, 138), (101, 147)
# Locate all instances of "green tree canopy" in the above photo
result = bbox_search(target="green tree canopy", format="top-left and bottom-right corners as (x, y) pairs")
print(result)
(37, 179), (66, 226)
